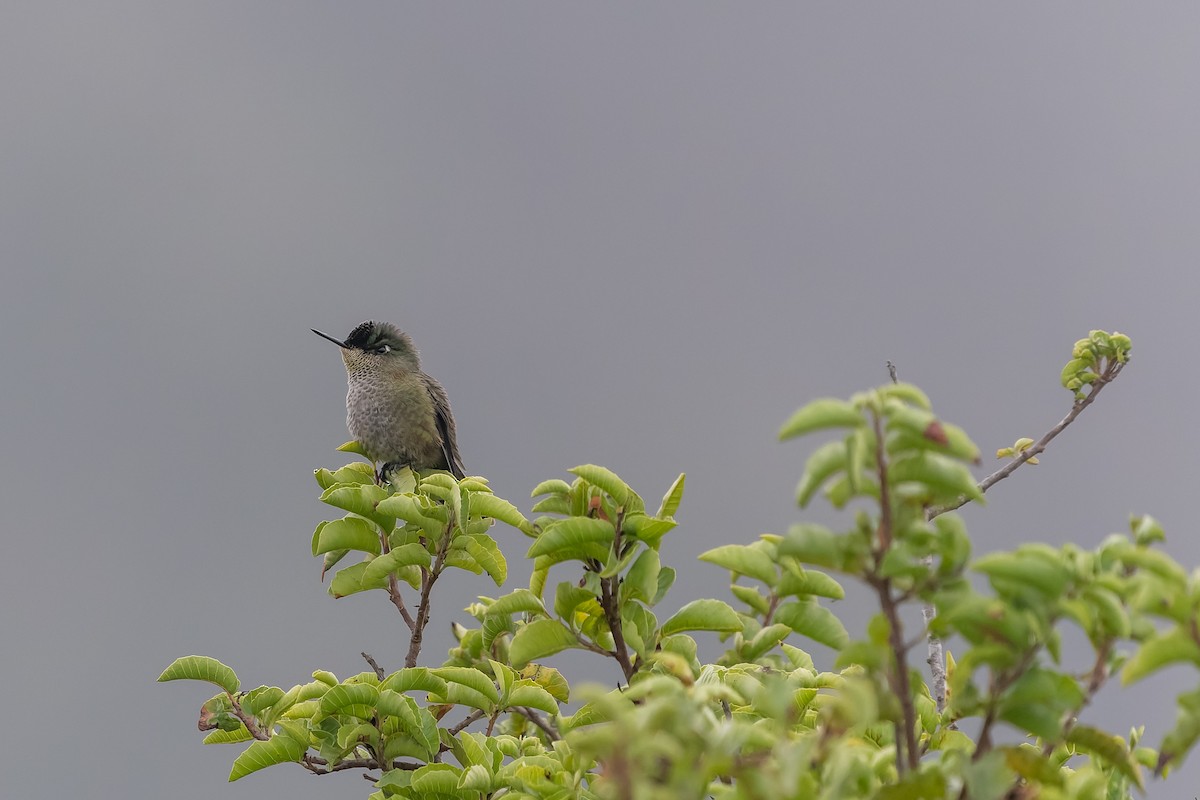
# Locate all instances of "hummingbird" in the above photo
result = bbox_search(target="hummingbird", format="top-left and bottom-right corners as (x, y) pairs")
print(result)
(312, 321), (465, 480)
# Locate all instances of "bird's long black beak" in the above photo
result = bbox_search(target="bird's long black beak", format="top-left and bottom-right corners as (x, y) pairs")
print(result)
(311, 329), (349, 348)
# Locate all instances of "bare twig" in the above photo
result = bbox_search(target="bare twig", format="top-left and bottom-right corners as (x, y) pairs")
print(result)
(227, 695), (269, 741)
(404, 526), (454, 669)
(387, 575), (415, 629)
(871, 410), (919, 773)
(361, 652), (386, 681)
(598, 508), (636, 682)
(448, 708), (485, 735)
(929, 360), (1125, 520)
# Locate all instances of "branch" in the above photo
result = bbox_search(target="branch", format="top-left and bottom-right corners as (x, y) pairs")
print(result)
(388, 575), (415, 629)
(516, 707), (561, 741)
(361, 652), (385, 681)
(448, 708), (485, 735)
(227, 694), (269, 741)
(929, 359), (1125, 520)
(871, 410), (919, 773)
(597, 508), (636, 682)
(404, 526), (453, 669)
(600, 574), (636, 682)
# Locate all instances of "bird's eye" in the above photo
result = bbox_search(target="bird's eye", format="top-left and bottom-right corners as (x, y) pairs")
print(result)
(374, 344), (391, 354)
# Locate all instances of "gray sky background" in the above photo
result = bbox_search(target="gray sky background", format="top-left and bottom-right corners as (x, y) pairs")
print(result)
(3, 4), (1199, 797)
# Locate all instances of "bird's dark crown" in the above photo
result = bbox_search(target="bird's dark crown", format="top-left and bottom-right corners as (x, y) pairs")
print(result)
(344, 321), (417, 358)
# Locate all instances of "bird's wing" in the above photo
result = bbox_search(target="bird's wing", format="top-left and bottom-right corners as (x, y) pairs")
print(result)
(425, 376), (466, 479)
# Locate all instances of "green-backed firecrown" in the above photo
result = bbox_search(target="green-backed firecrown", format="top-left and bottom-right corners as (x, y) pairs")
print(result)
(313, 321), (465, 479)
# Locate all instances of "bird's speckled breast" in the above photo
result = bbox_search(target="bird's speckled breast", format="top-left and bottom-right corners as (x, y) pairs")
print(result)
(345, 375), (443, 468)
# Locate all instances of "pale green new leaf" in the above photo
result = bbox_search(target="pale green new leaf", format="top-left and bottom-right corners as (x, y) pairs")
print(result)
(509, 619), (581, 668)
(773, 599), (848, 650)
(1122, 627), (1200, 684)
(228, 721), (308, 781)
(698, 544), (778, 586)
(779, 398), (864, 440)
(434, 667), (501, 704)
(320, 483), (394, 528)
(465, 534), (507, 586)
(660, 599), (744, 636)
(362, 544), (432, 586)
(470, 493), (536, 536)
(488, 588), (548, 618)
(794, 441), (848, 508)
(313, 516), (380, 556)
(158, 655), (240, 694)
(507, 682), (560, 715)
(657, 473), (686, 517)
(569, 464), (632, 506)
(526, 517), (615, 559)
(318, 682), (379, 719)
(328, 561), (389, 598)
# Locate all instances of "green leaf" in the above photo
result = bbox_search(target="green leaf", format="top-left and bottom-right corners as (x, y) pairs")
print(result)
(459, 764), (493, 792)
(434, 667), (501, 704)
(889, 452), (984, 503)
(469, 493), (535, 536)
(622, 513), (677, 546)
(336, 440), (369, 456)
(158, 655), (239, 694)
(660, 599), (743, 636)
(569, 465), (632, 506)
(377, 691), (440, 759)
(779, 398), (864, 440)
(410, 764), (464, 794)
(380, 668), (447, 695)
(554, 583), (599, 627)
(531, 479), (571, 498)
(375, 493), (437, 528)
(776, 566), (845, 599)
(698, 544), (778, 586)
(657, 473), (686, 517)
(487, 588), (548, 618)
(509, 619), (581, 668)
(624, 549), (661, 605)
(773, 599), (849, 650)
(328, 560), (389, 598)
(228, 721), (308, 781)
(777, 523), (841, 570)
(318, 682), (379, 719)
(1122, 627), (1200, 684)
(314, 462), (376, 489)
(507, 682), (560, 715)
(879, 382), (932, 409)
(794, 441), (848, 508)
(362, 543), (432, 586)
(730, 583), (770, 616)
(464, 534), (507, 586)
(1066, 724), (1144, 790)
(974, 551), (1071, 600)
(526, 517), (615, 559)
(320, 483), (394, 528)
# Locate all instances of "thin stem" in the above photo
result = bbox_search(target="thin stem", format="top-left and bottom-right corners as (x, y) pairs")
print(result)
(405, 525), (453, 668)
(448, 709), (485, 736)
(929, 360), (1124, 520)
(517, 707), (561, 741)
(871, 409), (919, 773)
(227, 694), (269, 741)
(361, 651), (385, 681)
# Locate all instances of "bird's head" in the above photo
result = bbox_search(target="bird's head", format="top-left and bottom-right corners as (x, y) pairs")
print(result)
(312, 321), (420, 376)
